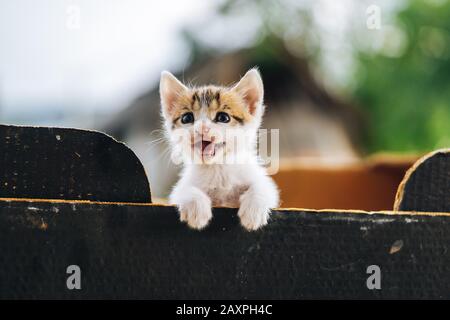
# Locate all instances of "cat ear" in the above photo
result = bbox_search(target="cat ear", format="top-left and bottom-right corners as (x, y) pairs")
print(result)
(160, 71), (188, 117)
(232, 68), (264, 116)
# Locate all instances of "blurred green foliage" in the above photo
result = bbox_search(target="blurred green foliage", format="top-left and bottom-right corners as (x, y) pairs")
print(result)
(187, 0), (449, 153)
(353, 0), (450, 153)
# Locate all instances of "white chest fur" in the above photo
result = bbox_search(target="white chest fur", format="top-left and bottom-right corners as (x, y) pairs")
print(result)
(184, 164), (251, 207)
(169, 161), (279, 231)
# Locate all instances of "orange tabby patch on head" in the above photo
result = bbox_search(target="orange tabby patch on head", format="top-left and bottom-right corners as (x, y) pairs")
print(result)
(160, 69), (264, 130)
(218, 89), (253, 124)
(169, 85), (253, 127)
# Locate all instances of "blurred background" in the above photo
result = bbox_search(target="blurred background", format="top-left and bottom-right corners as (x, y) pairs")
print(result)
(0, 0), (449, 201)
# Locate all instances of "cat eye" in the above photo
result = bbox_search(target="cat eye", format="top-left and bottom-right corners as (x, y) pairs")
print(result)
(215, 112), (230, 123)
(181, 112), (194, 124)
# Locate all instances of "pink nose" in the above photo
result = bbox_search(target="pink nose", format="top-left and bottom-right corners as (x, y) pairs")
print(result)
(196, 122), (210, 136)
(202, 126), (210, 135)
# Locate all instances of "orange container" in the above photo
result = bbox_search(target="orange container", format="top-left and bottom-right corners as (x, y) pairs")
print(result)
(273, 155), (418, 211)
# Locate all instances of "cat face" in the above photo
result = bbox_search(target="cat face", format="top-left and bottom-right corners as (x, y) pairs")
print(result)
(160, 69), (264, 165)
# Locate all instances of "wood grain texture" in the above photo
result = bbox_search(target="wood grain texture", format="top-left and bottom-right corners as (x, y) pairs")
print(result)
(0, 125), (151, 203)
(1, 200), (450, 299)
(0, 125), (448, 299)
(395, 149), (449, 212)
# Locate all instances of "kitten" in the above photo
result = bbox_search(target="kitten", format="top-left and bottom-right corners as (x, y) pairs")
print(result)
(160, 68), (279, 231)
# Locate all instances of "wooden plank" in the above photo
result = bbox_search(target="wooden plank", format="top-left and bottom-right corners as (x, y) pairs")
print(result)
(0, 125), (151, 203)
(0, 125), (448, 299)
(1, 199), (450, 299)
(395, 149), (449, 212)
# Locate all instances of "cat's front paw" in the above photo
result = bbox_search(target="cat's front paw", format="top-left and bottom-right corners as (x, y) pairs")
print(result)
(238, 198), (270, 231)
(178, 197), (212, 230)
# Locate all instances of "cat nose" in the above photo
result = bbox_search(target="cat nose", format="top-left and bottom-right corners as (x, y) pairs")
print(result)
(202, 126), (210, 135)
(195, 122), (210, 136)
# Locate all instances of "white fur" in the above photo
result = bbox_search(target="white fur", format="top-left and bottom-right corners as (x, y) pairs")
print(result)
(161, 69), (279, 231)
(170, 163), (279, 230)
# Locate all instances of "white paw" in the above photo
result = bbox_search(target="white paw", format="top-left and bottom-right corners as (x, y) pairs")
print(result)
(238, 200), (270, 231)
(179, 197), (212, 230)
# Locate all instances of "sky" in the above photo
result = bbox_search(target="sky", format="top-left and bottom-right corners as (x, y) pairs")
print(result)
(0, 0), (216, 120)
(0, 0), (401, 126)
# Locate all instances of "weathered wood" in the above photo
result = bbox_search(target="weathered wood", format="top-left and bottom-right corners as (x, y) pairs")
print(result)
(395, 149), (449, 212)
(0, 125), (151, 203)
(0, 199), (449, 299)
(0, 125), (449, 299)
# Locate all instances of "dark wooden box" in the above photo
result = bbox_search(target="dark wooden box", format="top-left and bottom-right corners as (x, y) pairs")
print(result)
(0, 125), (448, 299)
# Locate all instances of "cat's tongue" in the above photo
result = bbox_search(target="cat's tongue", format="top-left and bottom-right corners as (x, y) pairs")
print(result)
(201, 140), (215, 157)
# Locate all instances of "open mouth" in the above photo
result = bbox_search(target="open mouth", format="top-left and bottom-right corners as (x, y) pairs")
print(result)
(194, 139), (225, 159)
(202, 140), (213, 154)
